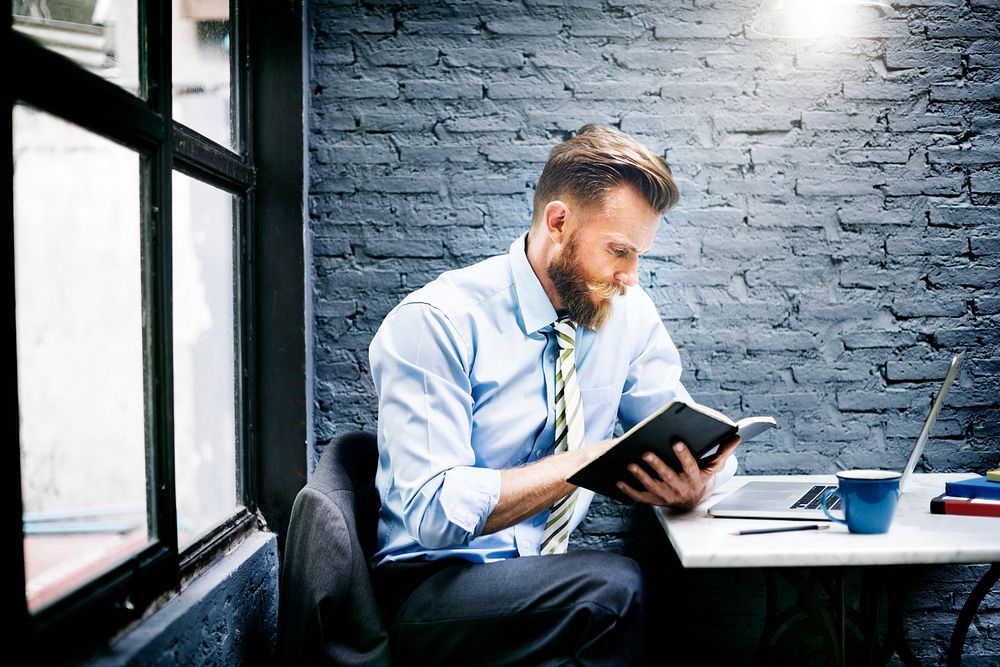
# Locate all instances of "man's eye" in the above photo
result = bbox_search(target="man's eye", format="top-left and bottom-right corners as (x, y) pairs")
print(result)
(611, 247), (629, 258)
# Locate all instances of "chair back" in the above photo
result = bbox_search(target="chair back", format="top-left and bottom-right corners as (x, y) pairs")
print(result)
(277, 431), (391, 666)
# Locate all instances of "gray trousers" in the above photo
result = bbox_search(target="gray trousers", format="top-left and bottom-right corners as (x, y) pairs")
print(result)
(373, 550), (648, 666)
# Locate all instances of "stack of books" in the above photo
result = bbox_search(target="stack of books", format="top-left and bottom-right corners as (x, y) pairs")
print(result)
(930, 469), (1000, 517)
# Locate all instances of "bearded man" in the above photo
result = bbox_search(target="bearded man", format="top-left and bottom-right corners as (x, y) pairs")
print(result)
(367, 124), (740, 666)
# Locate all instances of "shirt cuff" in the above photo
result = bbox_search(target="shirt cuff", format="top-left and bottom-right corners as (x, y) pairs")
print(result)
(439, 466), (502, 538)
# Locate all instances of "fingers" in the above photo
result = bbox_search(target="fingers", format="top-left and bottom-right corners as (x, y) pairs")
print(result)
(673, 441), (702, 479)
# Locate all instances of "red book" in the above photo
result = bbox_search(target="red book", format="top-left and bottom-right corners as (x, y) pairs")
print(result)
(930, 493), (1000, 518)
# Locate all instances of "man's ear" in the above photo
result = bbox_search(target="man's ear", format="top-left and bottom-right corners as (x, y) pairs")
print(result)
(543, 200), (570, 244)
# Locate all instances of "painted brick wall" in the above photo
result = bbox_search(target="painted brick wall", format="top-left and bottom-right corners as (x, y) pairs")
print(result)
(308, 0), (999, 662)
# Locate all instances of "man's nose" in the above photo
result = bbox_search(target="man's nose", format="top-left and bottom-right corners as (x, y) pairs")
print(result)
(614, 266), (639, 287)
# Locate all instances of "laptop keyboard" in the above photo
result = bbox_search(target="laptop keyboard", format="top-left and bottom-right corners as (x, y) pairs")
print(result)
(790, 485), (841, 511)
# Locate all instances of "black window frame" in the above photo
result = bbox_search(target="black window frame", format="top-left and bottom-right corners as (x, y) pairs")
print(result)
(1, 1), (310, 662)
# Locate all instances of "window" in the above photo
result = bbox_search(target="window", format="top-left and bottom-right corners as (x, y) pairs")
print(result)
(8, 1), (258, 660)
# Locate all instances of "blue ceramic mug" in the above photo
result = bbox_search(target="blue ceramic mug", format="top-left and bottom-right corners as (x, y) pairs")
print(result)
(820, 470), (902, 534)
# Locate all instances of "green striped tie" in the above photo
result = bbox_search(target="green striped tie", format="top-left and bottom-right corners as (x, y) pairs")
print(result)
(540, 317), (586, 555)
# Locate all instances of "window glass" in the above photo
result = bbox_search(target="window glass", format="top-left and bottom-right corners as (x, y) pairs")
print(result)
(12, 0), (142, 97)
(14, 105), (147, 612)
(173, 0), (233, 149)
(172, 171), (239, 551)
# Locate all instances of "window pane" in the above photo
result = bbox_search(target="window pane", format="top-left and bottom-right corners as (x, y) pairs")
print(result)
(14, 105), (147, 613)
(12, 0), (142, 97)
(174, 1), (232, 149)
(172, 171), (239, 551)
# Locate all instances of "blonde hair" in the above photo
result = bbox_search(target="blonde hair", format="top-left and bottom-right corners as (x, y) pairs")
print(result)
(531, 124), (680, 223)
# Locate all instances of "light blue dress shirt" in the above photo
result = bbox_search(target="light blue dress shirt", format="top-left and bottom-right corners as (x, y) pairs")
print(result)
(368, 233), (737, 566)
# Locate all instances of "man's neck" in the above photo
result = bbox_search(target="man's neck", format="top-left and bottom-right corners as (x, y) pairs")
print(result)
(524, 229), (563, 312)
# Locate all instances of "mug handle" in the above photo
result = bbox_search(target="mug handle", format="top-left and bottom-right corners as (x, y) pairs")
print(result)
(820, 487), (847, 525)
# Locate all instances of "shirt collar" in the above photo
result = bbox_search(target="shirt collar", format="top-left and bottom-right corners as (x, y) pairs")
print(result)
(509, 233), (559, 336)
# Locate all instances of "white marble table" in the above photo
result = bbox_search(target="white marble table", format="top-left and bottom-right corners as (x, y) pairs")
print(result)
(654, 473), (1000, 569)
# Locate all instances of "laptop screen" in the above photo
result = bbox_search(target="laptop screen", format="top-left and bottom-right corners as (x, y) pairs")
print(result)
(900, 352), (964, 491)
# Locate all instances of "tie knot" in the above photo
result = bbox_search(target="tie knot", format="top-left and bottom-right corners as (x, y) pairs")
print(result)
(553, 317), (576, 351)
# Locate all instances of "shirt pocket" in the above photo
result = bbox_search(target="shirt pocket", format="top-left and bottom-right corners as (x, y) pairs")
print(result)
(578, 383), (621, 442)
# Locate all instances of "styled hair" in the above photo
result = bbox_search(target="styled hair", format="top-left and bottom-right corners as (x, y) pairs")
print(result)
(532, 124), (680, 223)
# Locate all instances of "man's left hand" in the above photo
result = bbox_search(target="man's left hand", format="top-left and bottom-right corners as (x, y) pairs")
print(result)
(616, 436), (740, 510)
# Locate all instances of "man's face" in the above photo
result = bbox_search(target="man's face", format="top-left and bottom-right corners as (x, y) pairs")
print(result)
(546, 185), (661, 330)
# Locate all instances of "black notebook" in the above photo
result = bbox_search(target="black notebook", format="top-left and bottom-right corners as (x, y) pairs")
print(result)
(567, 400), (776, 503)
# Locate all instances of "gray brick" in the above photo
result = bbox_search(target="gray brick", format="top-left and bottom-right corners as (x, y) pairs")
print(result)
(667, 207), (745, 227)
(892, 296), (968, 317)
(838, 390), (918, 411)
(885, 51), (962, 70)
(751, 146), (834, 164)
(930, 205), (1000, 227)
(324, 78), (399, 99)
(450, 175), (529, 194)
(364, 239), (444, 258)
(971, 173), (1000, 193)
(928, 148), (1000, 165)
(930, 84), (1000, 101)
(402, 19), (481, 35)
(886, 360), (954, 381)
(314, 45), (355, 66)
(360, 176), (444, 194)
(486, 19), (563, 36)
(746, 332), (816, 351)
(667, 147), (748, 166)
(358, 110), (435, 131)
(927, 266), (1000, 288)
(714, 113), (798, 133)
(444, 48), (525, 68)
(319, 15), (395, 34)
(795, 52), (871, 71)
(926, 20), (1000, 38)
(837, 206), (923, 226)
(802, 111), (879, 131)
(575, 81), (660, 99)
(755, 80), (840, 99)
(569, 20), (646, 38)
(933, 327), (1000, 347)
(365, 47), (439, 67)
(487, 81), (569, 99)
(620, 113), (702, 133)
(884, 176), (965, 197)
(399, 145), (480, 163)
(844, 82), (928, 100)
(654, 22), (738, 39)
(888, 113), (963, 133)
(484, 144), (552, 163)
(444, 115), (522, 132)
(315, 298), (358, 319)
(976, 297), (1000, 314)
(972, 237), (1000, 255)
(797, 178), (879, 197)
(837, 148), (911, 164)
(841, 331), (918, 348)
(660, 81), (744, 99)
(611, 49), (701, 71)
(969, 54), (1000, 69)
(886, 236), (966, 255)
(401, 80), (481, 99)
(529, 50), (602, 69)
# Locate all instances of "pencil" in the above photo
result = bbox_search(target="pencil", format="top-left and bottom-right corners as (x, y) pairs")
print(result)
(734, 524), (830, 536)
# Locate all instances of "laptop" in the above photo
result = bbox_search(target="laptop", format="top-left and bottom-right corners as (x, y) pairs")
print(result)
(707, 352), (964, 520)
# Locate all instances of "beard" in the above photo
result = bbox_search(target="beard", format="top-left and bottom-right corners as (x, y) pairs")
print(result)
(547, 235), (626, 331)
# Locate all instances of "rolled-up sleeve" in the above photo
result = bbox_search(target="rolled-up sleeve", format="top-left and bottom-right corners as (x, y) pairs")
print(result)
(370, 301), (502, 550)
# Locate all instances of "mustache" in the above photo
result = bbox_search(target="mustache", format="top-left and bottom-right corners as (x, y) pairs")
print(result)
(587, 281), (627, 299)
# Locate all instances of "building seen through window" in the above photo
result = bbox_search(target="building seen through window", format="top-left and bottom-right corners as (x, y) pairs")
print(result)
(11, 0), (246, 628)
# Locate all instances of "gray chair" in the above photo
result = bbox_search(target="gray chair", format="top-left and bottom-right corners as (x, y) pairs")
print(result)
(277, 431), (392, 666)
